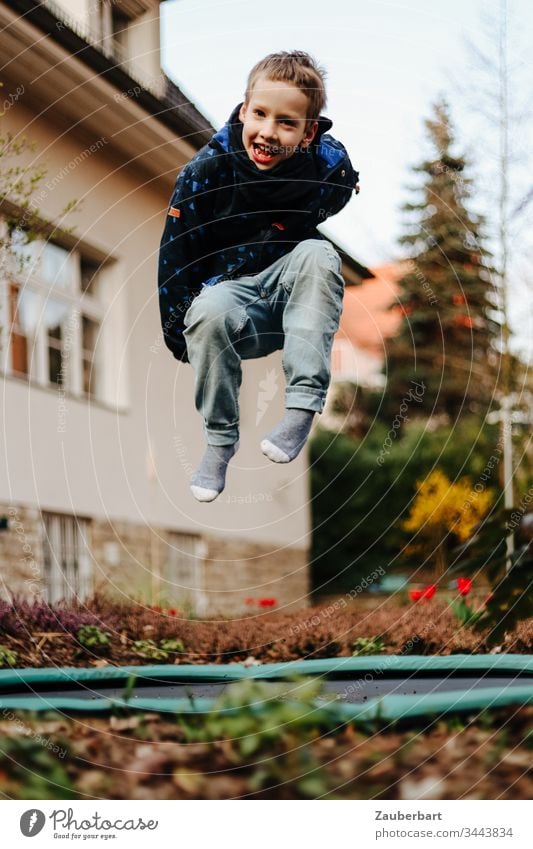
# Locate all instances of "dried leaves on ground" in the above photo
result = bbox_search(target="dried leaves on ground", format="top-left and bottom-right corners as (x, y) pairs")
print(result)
(0, 702), (531, 800)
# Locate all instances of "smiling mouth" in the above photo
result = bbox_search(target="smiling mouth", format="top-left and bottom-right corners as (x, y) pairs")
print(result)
(251, 142), (280, 161)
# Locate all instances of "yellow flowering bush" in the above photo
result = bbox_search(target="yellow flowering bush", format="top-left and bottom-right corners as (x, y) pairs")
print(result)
(402, 469), (494, 575)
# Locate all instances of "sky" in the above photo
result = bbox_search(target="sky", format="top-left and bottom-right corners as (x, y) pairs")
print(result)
(161, 0), (532, 357)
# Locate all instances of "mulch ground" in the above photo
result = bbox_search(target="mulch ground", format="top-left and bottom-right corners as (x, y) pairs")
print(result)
(0, 705), (531, 799)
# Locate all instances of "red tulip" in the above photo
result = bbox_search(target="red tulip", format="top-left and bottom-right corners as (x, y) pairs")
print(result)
(422, 584), (437, 600)
(258, 598), (277, 608)
(457, 577), (472, 596)
(409, 589), (423, 602)
(168, 608), (178, 616)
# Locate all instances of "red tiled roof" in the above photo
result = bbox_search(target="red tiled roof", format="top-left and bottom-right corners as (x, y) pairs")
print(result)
(336, 261), (405, 356)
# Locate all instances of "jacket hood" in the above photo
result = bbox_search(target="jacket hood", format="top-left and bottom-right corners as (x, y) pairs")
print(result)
(210, 103), (345, 172)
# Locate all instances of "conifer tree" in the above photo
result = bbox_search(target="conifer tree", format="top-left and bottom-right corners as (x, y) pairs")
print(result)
(384, 97), (501, 421)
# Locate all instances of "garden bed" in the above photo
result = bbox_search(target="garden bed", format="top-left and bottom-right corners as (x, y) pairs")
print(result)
(0, 594), (531, 668)
(1, 596), (531, 801)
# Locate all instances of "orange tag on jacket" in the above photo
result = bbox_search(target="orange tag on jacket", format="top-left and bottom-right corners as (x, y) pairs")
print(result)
(168, 206), (181, 218)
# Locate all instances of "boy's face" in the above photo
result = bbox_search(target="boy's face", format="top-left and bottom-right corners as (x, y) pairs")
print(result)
(238, 75), (319, 170)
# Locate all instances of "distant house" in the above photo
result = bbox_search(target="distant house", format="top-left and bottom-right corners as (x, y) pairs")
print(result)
(0, 0), (370, 615)
(330, 262), (404, 388)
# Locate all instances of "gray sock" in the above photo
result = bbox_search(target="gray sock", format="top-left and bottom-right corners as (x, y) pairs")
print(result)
(261, 408), (315, 463)
(190, 441), (239, 502)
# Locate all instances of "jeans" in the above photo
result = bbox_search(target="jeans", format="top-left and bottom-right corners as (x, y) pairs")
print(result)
(183, 239), (345, 446)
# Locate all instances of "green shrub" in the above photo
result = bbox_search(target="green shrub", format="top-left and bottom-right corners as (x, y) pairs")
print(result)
(453, 509), (533, 644)
(310, 416), (502, 595)
(0, 644), (17, 667)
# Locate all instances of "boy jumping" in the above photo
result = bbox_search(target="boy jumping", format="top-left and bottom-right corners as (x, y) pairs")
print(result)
(158, 50), (359, 502)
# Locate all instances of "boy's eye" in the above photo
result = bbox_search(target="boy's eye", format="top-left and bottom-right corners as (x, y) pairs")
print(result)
(252, 109), (295, 126)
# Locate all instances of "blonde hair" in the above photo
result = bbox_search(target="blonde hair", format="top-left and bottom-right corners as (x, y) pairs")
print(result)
(244, 51), (327, 123)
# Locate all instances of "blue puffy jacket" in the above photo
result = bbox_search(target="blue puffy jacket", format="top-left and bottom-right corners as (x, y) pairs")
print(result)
(158, 103), (359, 362)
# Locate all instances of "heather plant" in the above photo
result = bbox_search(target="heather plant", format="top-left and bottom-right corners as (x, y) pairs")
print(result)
(9, 598), (102, 634)
(0, 600), (25, 636)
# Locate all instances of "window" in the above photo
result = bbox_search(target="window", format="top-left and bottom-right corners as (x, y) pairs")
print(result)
(80, 257), (101, 296)
(1, 227), (106, 401)
(164, 532), (205, 614)
(42, 512), (92, 603)
(111, 10), (130, 56)
(43, 298), (71, 386)
(82, 315), (101, 397)
(95, 1), (132, 62)
(7, 284), (39, 378)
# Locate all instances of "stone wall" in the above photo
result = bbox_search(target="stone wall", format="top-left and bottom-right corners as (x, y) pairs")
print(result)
(201, 534), (309, 616)
(91, 520), (310, 616)
(0, 502), (311, 616)
(0, 503), (45, 598)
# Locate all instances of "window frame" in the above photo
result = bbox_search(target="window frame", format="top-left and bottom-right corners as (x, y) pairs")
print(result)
(41, 511), (93, 604)
(0, 231), (106, 402)
(164, 531), (206, 615)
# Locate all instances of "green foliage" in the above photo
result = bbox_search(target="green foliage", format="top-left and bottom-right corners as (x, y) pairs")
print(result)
(121, 674), (137, 704)
(131, 637), (185, 661)
(76, 625), (111, 649)
(352, 636), (387, 656)
(178, 677), (340, 797)
(132, 639), (169, 661)
(449, 597), (485, 628)
(452, 509), (533, 644)
(0, 130), (78, 262)
(310, 418), (502, 594)
(181, 677), (326, 746)
(160, 638), (185, 653)
(0, 644), (18, 667)
(0, 735), (75, 799)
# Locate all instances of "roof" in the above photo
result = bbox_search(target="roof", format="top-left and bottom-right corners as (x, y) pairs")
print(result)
(337, 262), (405, 353)
(4, 0), (215, 149)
